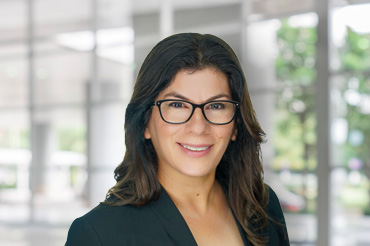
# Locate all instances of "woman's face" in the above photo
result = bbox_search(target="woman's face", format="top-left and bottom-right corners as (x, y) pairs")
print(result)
(144, 68), (237, 181)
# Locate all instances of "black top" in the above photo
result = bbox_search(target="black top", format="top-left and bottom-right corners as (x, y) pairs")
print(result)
(65, 186), (289, 246)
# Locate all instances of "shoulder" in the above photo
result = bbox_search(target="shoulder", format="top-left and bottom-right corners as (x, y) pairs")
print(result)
(82, 202), (144, 222)
(66, 213), (102, 246)
(65, 198), (182, 246)
(77, 203), (147, 229)
(264, 184), (290, 245)
(65, 203), (150, 246)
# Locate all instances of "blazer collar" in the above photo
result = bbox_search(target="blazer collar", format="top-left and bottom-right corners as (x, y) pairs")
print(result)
(148, 187), (197, 246)
(149, 186), (250, 246)
(219, 182), (250, 246)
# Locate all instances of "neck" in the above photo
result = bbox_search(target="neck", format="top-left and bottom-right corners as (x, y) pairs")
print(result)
(158, 169), (222, 215)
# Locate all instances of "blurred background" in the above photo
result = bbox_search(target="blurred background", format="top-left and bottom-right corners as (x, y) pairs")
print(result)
(1, 0), (370, 245)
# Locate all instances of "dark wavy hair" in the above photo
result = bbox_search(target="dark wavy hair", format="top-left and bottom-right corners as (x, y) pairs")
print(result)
(104, 33), (269, 245)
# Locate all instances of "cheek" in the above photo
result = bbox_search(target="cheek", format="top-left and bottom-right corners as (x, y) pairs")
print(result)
(216, 127), (234, 145)
(148, 116), (178, 144)
(221, 124), (236, 140)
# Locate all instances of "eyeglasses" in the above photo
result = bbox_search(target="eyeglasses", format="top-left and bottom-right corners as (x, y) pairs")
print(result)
(153, 99), (239, 125)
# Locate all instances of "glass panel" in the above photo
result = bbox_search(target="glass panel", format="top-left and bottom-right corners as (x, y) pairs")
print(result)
(331, 4), (370, 245)
(0, 44), (28, 60)
(0, 60), (28, 108)
(0, 0), (27, 43)
(0, 110), (30, 224)
(34, 0), (90, 38)
(274, 13), (318, 244)
(29, 0), (133, 232)
(34, 52), (89, 106)
(31, 107), (88, 224)
(253, 0), (315, 17)
(0, 0), (30, 232)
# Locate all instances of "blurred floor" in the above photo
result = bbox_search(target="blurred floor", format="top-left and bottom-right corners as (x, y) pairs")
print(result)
(0, 193), (90, 246)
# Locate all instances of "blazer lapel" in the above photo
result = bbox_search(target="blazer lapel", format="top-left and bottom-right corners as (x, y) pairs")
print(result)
(219, 179), (250, 246)
(149, 188), (198, 246)
(234, 215), (251, 246)
(149, 185), (250, 246)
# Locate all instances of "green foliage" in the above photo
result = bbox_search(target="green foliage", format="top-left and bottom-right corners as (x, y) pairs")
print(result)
(0, 128), (29, 149)
(0, 166), (17, 189)
(338, 28), (370, 175)
(341, 28), (370, 72)
(276, 20), (317, 85)
(340, 186), (370, 209)
(274, 20), (317, 171)
(275, 18), (370, 214)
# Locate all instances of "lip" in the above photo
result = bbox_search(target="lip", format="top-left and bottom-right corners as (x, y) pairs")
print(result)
(177, 142), (213, 158)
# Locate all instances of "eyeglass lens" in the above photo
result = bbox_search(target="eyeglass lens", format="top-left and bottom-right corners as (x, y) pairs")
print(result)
(159, 100), (236, 124)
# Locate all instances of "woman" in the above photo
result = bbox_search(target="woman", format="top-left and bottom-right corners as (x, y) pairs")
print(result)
(66, 33), (289, 246)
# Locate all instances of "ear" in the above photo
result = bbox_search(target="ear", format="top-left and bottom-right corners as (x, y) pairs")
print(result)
(231, 128), (237, 141)
(144, 126), (151, 139)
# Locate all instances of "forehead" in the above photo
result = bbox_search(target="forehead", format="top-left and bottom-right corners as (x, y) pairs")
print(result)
(157, 68), (231, 101)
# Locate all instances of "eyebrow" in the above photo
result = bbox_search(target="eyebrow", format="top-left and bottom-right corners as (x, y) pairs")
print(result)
(163, 92), (231, 101)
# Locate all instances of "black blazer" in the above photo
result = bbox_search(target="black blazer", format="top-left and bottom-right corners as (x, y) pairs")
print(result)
(65, 186), (289, 246)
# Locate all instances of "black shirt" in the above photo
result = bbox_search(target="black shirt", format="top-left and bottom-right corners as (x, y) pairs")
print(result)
(65, 185), (289, 246)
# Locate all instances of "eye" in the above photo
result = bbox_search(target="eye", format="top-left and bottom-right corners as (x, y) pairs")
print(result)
(207, 102), (226, 110)
(168, 101), (186, 108)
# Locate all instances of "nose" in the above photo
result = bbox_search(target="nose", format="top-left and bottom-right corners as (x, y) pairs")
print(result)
(186, 107), (209, 134)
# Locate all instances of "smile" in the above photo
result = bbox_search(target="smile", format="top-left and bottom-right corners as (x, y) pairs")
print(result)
(179, 143), (211, 152)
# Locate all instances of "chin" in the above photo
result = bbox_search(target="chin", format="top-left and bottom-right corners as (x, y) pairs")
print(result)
(177, 165), (217, 178)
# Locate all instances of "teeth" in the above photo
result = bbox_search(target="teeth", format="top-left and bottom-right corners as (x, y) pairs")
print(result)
(181, 144), (210, 152)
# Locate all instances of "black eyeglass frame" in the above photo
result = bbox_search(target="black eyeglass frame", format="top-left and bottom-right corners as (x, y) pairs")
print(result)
(152, 99), (239, 125)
